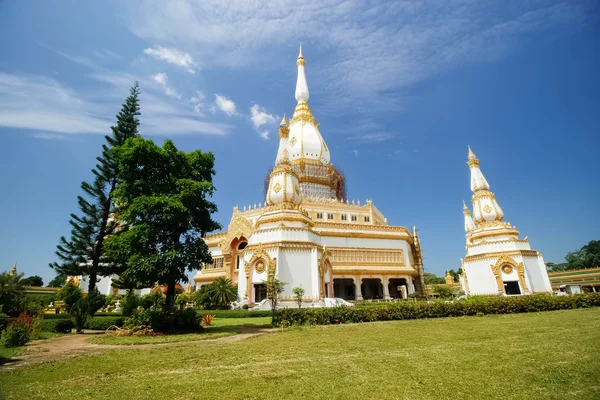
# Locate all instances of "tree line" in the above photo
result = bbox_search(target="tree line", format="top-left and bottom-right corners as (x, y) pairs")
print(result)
(546, 240), (600, 272)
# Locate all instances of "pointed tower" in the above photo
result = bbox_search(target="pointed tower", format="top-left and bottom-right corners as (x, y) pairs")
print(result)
(276, 46), (345, 200)
(275, 114), (289, 165)
(467, 146), (504, 225)
(463, 201), (476, 233)
(461, 146), (552, 296)
(9, 263), (17, 276)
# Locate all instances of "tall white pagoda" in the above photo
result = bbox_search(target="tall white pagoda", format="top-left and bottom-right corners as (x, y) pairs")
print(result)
(460, 147), (552, 296)
(194, 47), (425, 307)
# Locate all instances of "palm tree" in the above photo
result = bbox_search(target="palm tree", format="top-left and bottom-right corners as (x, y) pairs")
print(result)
(206, 278), (237, 309)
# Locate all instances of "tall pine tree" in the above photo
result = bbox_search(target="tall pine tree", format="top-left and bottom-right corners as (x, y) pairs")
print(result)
(50, 82), (141, 294)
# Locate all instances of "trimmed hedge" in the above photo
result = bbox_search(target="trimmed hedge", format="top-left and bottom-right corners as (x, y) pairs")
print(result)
(39, 319), (74, 333)
(42, 312), (121, 320)
(39, 316), (123, 331)
(197, 310), (272, 318)
(125, 309), (201, 332)
(273, 293), (600, 326)
(85, 316), (124, 330)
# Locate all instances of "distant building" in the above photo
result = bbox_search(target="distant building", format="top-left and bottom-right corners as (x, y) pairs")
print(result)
(548, 267), (600, 294)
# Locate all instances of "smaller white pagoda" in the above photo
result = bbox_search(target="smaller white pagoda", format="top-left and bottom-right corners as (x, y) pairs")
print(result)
(460, 147), (552, 296)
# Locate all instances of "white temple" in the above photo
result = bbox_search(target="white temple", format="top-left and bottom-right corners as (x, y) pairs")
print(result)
(194, 47), (425, 306)
(459, 147), (553, 296)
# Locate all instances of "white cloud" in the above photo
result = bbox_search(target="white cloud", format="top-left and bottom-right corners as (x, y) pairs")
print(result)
(0, 71), (230, 138)
(125, 0), (595, 116)
(143, 46), (198, 73)
(259, 131), (270, 140)
(150, 72), (181, 99)
(214, 94), (236, 116)
(151, 72), (168, 85)
(249, 104), (276, 129)
(249, 104), (278, 140)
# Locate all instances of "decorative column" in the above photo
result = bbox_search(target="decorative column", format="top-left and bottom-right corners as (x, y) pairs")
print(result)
(383, 277), (390, 300)
(355, 277), (363, 301)
(406, 276), (415, 294)
(399, 286), (407, 299)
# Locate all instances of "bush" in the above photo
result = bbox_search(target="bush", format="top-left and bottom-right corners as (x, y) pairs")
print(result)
(273, 293), (600, 326)
(0, 312), (8, 333)
(196, 309), (272, 318)
(1, 313), (34, 347)
(56, 282), (83, 313)
(85, 316), (124, 330)
(40, 318), (74, 333)
(125, 308), (201, 332)
(122, 291), (140, 317)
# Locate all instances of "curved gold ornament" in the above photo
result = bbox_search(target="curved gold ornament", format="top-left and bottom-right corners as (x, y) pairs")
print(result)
(490, 254), (529, 294)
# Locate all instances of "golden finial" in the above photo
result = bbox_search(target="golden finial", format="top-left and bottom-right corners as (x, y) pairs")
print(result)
(278, 114), (290, 138)
(297, 44), (305, 66)
(467, 145), (479, 167)
(462, 200), (471, 216)
(280, 114), (287, 126)
(9, 263), (17, 276)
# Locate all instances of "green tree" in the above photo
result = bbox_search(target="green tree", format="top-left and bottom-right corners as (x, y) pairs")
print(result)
(545, 262), (568, 272)
(105, 137), (220, 311)
(433, 285), (455, 299)
(423, 273), (445, 285)
(0, 272), (25, 317)
(205, 278), (237, 309)
(21, 276), (44, 287)
(565, 240), (600, 270)
(266, 278), (286, 316)
(292, 287), (305, 308)
(56, 282), (83, 313)
(48, 273), (67, 288)
(50, 83), (141, 295)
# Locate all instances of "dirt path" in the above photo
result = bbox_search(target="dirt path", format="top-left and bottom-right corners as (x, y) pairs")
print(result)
(1, 327), (276, 371)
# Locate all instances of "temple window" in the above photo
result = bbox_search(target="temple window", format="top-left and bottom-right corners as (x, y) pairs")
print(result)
(236, 242), (248, 269)
(341, 215), (347, 221)
(364, 216), (370, 222)
(327, 213), (334, 220)
(317, 212), (323, 219)
(351, 215), (357, 222)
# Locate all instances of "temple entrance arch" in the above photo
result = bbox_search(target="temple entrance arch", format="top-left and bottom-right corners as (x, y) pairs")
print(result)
(246, 247), (277, 302)
(491, 255), (529, 295)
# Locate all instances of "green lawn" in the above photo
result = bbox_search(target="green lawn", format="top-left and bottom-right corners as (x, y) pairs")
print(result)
(208, 316), (272, 327)
(1, 308), (599, 399)
(86, 331), (234, 345)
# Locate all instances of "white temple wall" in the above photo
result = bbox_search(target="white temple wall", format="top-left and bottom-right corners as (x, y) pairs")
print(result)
(276, 248), (318, 299)
(523, 256), (553, 293)
(467, 241), (532, 256)
(464, 260), (499, 295)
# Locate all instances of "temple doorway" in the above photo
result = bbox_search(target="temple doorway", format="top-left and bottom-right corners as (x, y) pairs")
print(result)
(254, 283), (267, 302)
(361, 278), (383, 299)
(388, 278), (407, 298)
(333, 279), (355, 300)
(503, 281), (521, 295)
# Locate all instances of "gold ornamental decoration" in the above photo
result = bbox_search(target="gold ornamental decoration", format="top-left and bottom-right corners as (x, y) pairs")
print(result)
(219, 213), (255, 255)
(255, 261), (266, 274)
(483, 205), (492, 213)
(490, 254), (529, 294)
(501, 265), (513, 274)
(273, 182), (282, 193)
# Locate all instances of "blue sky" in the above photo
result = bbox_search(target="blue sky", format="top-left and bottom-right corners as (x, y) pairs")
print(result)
(0, 1), (599, 284)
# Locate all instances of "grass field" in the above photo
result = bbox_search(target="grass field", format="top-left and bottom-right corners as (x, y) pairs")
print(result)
(1, 308), (599, 399)
(86, 331), (235, 345)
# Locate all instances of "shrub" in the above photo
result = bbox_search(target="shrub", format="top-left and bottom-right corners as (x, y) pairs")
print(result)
(125, 309), (201, 332)
(56, 282), (83, 313)
(197, 309), (272, 318)
(273, 293), (600, 326)
(202, 314), (215, 326)
(40, 318), (74, 333)
(1, 313), (34, 347)
(85, 316), (124, 330)
(122, 291), (140, 317)
(0, 311), (8, 333)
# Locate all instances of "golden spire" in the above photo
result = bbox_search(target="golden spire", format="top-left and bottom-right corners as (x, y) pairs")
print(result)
(9, 263), (17, 276)
(280, 114), (287, 126)
(462, 200), (471, 216)
(467, 145), (479, 167)
(297, 44), (305, 66)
